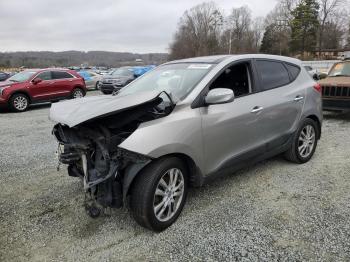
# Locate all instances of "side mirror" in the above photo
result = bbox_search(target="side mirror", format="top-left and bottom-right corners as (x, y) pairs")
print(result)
(205, 88), (234, 105)
(319, 73), (327, 80)
(32, 78), (42, 84)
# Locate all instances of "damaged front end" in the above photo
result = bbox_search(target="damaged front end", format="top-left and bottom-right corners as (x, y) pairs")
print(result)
(52, 92), (173, 217)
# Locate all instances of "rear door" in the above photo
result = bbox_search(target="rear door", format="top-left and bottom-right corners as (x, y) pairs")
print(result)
(253, 59), (305, 149)
(51, 71), (75, 97)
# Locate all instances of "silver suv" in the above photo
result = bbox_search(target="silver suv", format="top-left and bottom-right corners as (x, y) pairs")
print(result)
(50, 55), (322, 231)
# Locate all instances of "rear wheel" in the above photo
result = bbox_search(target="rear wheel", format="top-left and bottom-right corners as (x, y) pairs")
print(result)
(10, 94), (29, 112)
(130, 157), (188, 231)
(71, 88), (84, 99)
(284, 118), (318, 163)
(95, 81), (100, 90)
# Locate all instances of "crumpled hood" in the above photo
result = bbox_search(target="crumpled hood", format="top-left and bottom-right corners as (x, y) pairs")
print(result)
(49, 90), (161, 127)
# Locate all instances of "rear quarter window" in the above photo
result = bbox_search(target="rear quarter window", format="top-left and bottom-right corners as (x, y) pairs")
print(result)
(255, 60), (291, 91)
(285, 63), (301, 81)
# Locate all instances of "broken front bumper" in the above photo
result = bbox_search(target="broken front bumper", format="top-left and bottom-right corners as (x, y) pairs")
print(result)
(53, 124), (151, 213)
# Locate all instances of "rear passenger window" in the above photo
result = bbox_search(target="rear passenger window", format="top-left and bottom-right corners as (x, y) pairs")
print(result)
(256, 60), (290, 90)
(52, 71), (74, 79)
(285, 63), (300, 81)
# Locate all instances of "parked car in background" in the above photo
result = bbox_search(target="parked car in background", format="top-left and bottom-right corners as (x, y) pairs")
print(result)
(0, 71), (10, 81)
(78, 70), (102, 90)
(319, 59), (350, 111)
(304, 66), (320, 80)
(50, 54), (322, 231)
(100, 65), (155, 94)
(0, 68), (86, 112)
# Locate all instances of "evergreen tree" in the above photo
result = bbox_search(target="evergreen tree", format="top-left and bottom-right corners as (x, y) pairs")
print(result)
(260, 24), (278, 54)
(290, 0), (319, 56)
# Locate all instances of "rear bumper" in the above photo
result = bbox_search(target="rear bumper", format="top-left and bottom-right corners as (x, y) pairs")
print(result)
(323, 98), (350, 110)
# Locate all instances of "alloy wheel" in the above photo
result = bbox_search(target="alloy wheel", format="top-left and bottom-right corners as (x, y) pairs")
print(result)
(73, 89), (84, 98)
(13, 96), (28, 111)
(298, 125), (316, 158)
(153, 168), (185, 222)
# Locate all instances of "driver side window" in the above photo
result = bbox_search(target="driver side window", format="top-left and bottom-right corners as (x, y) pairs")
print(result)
(35, 71), (52, 81)
(209, 62), (253, 97)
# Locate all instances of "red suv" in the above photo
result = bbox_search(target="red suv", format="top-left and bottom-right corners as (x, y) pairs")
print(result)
(0, 68), (86, 112)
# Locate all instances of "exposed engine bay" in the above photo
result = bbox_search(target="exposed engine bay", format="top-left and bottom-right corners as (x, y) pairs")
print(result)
(52, 92), (174, 217)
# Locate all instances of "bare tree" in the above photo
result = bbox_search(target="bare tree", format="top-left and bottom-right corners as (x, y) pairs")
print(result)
(224, 6), (253, 53)
(169, 2), (223, 59)
(251, 17), (265, 51)
(318, 0), (344, 51)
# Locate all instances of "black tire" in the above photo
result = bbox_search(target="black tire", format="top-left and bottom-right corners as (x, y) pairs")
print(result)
(71, 88), (85, 99)
(284, 118), (319, 163)
(130, 157), (188, 231)
(9, 93), (30, 112)
(95, 81), (100, 90)
(101, 91), (111, 95)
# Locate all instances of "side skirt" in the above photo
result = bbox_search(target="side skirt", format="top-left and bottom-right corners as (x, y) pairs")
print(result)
(202, 133), (294, 185)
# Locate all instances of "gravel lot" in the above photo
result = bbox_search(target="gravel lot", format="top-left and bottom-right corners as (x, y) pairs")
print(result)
(1, 92), (350, 261)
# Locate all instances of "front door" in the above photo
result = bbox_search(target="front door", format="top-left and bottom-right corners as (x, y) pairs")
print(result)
(200, 60), (266, 176)
(30, 71), (55, 101)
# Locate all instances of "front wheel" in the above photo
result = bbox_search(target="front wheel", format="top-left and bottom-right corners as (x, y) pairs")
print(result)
(10, 94), (30, 112)
(71, 88), (85, 99)
(284, 118), (319, 163)
(130, 157), (188, 231)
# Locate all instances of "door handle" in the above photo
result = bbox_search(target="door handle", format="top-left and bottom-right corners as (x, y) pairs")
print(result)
(251, 106), (263, 113)
(294, 96), (304, 102)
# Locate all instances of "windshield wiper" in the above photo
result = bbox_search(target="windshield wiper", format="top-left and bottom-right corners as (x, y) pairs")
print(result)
(9, 79), (19, 82)
(329, 74), (350, 77)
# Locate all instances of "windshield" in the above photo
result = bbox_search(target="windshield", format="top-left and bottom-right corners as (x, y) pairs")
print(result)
(118, 63), (213, 102)
(112, 68), (133, 77)
(329, 62), (350, 77)
(8, 71), (37, 82)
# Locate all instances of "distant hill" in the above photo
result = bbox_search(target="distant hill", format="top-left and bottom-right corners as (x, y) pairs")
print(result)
(0, 51), (169, 68)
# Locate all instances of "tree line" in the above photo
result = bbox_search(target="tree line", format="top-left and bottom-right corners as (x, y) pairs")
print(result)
(0, 51), (168, 68)
(169, 0), (350, 60)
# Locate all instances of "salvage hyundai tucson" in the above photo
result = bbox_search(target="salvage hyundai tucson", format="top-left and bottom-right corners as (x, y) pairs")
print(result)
(50, 55), (322, 231)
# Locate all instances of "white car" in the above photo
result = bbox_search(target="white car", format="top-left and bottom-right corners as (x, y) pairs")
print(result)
(79, 71), (103, 90)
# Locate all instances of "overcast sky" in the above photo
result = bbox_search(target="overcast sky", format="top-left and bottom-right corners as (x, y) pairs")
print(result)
(0, 0), (277, 53)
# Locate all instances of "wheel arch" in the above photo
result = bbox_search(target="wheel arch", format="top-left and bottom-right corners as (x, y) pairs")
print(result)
(9, 91), (32, 103)
(72, 85), (86, 95)
(124, 152), (204, 203)
(305, 114), (322, 139)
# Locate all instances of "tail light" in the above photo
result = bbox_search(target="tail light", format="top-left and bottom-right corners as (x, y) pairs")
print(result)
(313, 83), (322, 93)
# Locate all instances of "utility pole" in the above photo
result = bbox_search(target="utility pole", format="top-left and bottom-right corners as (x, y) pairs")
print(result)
(275, 19), (289, 56)
(228, 30), (232, 54)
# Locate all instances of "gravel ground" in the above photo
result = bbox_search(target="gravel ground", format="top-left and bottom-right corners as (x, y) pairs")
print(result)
(1, 92), (350, 261)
